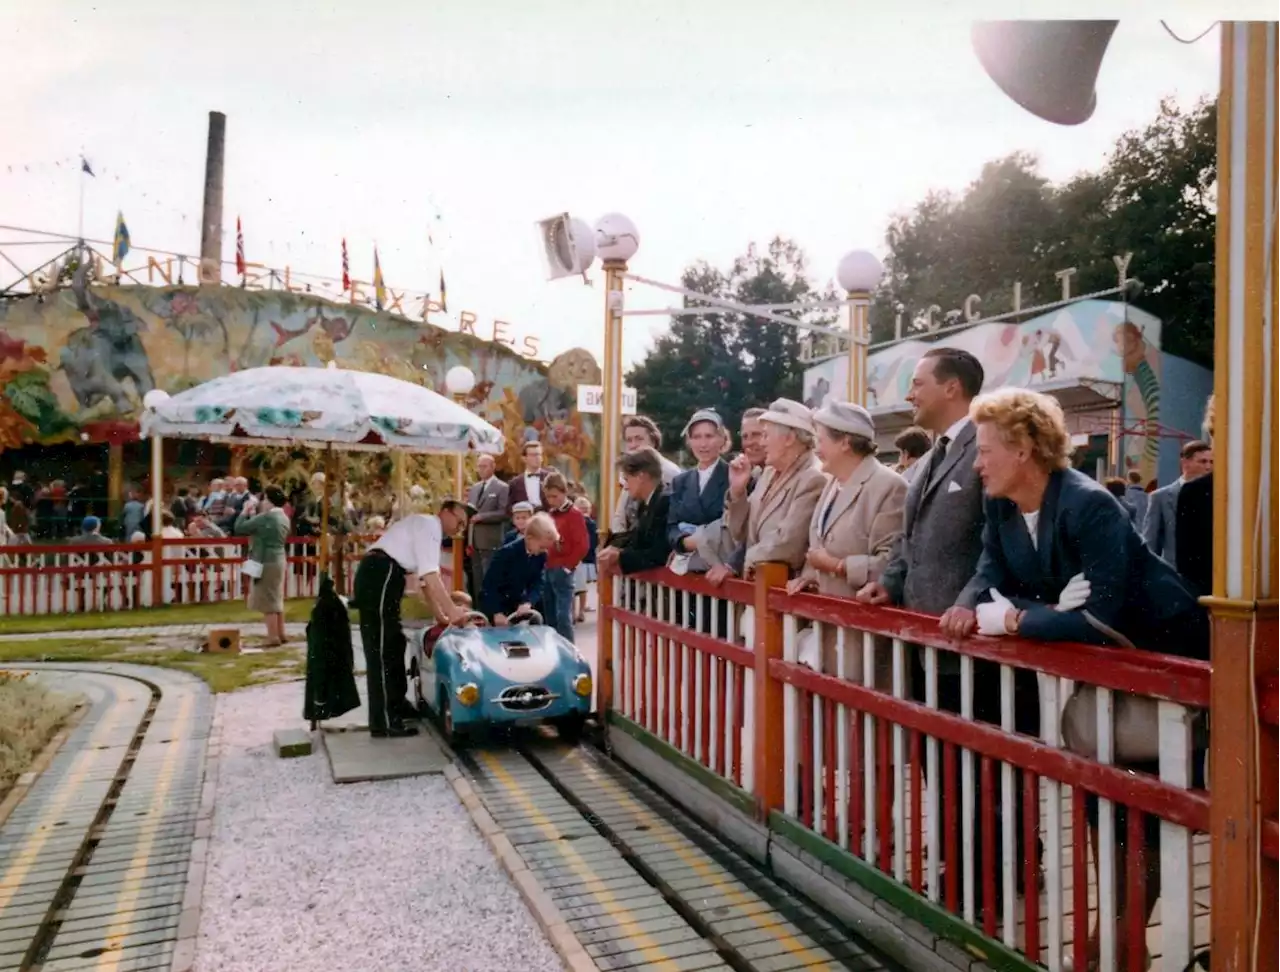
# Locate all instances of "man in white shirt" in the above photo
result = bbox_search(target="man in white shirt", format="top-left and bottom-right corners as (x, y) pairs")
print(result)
(353, 500), (472, 737)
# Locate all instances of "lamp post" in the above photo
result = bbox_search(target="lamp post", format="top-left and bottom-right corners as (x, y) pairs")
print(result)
(594, 214), (640, 532)
(444, 365), (476, 593)
(836, 250), (884, 408)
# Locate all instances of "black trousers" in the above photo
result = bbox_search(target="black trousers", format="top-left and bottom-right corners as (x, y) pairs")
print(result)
(911, 647), (1042, 913)
(353, 551), (408, 732)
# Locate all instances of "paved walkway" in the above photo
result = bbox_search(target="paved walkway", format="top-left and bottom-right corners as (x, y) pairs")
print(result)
(0, 663), (214, 972)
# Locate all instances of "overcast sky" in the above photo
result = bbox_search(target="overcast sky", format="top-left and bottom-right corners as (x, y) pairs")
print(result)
(0, 1), (1264, 369)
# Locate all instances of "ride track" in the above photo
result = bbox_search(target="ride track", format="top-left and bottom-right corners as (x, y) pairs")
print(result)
(457, 732), (903, 972)
(0, 664), (213, 972)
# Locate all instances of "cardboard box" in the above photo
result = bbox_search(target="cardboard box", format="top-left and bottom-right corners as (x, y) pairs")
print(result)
(207, 628), (240, 654)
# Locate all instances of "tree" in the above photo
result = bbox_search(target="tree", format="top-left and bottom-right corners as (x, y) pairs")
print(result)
(628, 238), (834, 452)
(870, 97), (1217, 365)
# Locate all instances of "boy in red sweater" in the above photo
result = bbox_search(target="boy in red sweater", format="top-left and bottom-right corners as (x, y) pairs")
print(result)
(541, 472), (589, 643)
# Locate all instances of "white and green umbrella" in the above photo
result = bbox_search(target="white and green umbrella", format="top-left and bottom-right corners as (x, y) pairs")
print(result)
(139, 363), (503, 454)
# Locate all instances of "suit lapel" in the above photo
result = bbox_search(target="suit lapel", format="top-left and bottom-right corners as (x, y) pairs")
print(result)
(757, 457), (807, 527)
(823, 460), (873, 538)
(919, 422), (975, 507)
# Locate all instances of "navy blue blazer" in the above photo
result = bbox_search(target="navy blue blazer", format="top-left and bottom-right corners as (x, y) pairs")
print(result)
(479, 536), (547, 619)
(666, 461), (730, 550)
(967, 468), (1207, 659)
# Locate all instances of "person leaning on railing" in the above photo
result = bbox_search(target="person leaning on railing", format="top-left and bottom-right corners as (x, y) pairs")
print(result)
(597, 448), (673, 579)
(785, 402), (906, 680)
(941, 386), (1209, 969)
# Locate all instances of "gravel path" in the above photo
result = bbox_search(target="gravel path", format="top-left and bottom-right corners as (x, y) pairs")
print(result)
(195, 681), (563, 972)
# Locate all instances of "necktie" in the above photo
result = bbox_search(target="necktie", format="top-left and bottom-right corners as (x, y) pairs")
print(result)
(925, 435), (951, 484)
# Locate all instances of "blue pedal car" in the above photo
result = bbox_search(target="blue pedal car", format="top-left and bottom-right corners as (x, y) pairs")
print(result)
(408, 610), (593, 745)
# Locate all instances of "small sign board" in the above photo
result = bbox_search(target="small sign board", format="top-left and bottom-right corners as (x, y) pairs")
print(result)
(577, 384), (637, 416)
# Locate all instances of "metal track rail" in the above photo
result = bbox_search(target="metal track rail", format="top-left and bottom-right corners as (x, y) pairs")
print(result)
(459, 737), (901, 972)
(0, 664), (212, 972)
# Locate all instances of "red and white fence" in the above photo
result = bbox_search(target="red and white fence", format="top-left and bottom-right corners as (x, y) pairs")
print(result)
(0, 534), (383, 616)
(602, 565), (1216, 972)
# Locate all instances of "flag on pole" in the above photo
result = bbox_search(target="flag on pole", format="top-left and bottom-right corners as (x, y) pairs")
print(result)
(439, 269), (448, 313)
(341, 238), (350, 292)
(80, 156), (94, 177)
(235, 217), (246, 276)
(111, 211), (130, 266)
(373, 247), (386, 311)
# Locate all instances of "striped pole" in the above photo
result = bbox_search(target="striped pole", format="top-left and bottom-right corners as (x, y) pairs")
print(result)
(1208, 21), (1277, 972)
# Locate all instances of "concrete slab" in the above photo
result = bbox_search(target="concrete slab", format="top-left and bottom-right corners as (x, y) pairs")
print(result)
(322, 728), (449, 783)
(273, 728), (312, 758)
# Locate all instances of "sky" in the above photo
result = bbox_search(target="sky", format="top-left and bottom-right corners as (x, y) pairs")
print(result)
(0, 0), (1265, 371)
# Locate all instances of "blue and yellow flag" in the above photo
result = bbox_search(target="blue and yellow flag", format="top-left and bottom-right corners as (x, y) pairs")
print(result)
(373, 247), (386, 311)
(439, 268), (447, 313)
(111, 211), (130, 266)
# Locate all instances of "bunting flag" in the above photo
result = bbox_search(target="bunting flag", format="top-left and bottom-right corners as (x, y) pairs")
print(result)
(80, 156), (94, 177)
(111, 211), (130, 266)
(235, 217), (246, 276)
(373, 247), (386, 311)
(341, 238), (350, 292)
(439, 269), (448, 313)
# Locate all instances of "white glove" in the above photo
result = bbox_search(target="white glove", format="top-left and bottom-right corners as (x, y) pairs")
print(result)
(976, 588), (1014, 636)
(1055, 572), (1091, 612)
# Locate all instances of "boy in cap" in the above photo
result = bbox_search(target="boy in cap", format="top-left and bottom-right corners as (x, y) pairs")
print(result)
(503, 501), (535, 546)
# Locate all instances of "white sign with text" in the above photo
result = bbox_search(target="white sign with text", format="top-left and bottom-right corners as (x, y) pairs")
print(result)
(577, 385), (637, 415)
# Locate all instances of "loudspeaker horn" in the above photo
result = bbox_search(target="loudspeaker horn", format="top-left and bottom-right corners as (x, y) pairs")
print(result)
(972, 20), (1118, 126)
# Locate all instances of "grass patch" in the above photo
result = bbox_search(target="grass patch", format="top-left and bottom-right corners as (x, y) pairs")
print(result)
(0, 639), (309, 694)
(0, 596), (435, 636)
(0, 673), (80, 798)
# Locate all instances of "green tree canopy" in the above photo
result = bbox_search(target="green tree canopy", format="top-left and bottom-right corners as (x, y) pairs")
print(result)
(628, 237), (835, 453)
(871, 97), (1216, 365)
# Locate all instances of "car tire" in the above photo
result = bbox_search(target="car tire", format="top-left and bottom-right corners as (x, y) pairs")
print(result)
(438, 686), (466, 748)
(555, 713), (586, 745)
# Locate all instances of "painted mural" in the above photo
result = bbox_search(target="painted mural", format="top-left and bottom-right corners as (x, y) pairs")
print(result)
(0, 283), (601, 492)
(803, 300), (1164, 478)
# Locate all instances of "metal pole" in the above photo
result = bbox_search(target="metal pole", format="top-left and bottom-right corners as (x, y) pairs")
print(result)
(199, 111), (226, 285)
(600, 260), (627, 535)
(150, 433), (163, 536)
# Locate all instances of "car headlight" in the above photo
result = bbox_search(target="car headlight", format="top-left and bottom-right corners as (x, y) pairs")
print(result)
(455, 683), (480, 706)
(572, 674), (592, 698)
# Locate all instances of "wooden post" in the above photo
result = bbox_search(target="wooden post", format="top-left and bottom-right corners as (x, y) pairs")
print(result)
(598, 569), (615, 716)
(753, 562), (788, 821)
(1209, 21), (1278, 972)
(451, 535), (465, 593)
(107, 442), (125, 521)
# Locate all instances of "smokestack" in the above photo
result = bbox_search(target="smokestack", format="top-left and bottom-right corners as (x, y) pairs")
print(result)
(199, 110), (226, 285)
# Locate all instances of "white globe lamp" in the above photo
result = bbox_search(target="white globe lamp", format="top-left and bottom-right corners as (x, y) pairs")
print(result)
(445, 365), (476, 398)
(836, 250), (884, 295)
(594, 213), (640, 263)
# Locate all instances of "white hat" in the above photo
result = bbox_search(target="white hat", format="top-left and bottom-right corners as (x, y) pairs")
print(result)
(682, 408), (726, 438)
(759, 398), (815, 435)
(813, 401), (875, 440)
(511, 501), (535, 514)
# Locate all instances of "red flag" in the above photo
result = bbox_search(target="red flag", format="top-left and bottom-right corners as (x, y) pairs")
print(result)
(235, 217), (246, 276)
(341, 238), (350, 292)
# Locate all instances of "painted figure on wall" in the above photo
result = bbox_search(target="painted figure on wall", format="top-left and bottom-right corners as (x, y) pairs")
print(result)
(0, 283), (602, 497)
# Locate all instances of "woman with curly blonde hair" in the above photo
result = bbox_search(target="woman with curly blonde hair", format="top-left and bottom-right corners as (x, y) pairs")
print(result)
(945, 386), (1208, 968)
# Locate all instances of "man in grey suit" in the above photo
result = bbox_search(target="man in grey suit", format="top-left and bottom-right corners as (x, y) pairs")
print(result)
(856, 346), (1037, 914)
(467, 454), (510, 594)
(1142, 439), (1212, 565)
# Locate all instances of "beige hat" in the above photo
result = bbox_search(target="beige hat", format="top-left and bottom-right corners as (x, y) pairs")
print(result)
(759, 398), (815, 435)
(813, 401), (875, 439)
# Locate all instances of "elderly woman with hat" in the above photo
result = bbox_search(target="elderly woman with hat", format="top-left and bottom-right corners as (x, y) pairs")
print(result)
(785, 402), (907, 675)
(709, 398), (828, 585)
(667, 408), (733, 574)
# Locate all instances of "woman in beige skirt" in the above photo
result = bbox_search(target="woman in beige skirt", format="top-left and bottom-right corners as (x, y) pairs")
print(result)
(235, 485), (291, 646)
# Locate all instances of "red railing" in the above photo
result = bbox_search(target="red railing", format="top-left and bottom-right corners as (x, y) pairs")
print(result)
(0, 534), (384, 616)
(602, 566), (1214, 972)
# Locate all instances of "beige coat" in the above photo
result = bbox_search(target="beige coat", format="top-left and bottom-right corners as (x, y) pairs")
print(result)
(726, 452), (827, 574)
(798, 458), (908, 597)
(796, 458), (906, 683)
